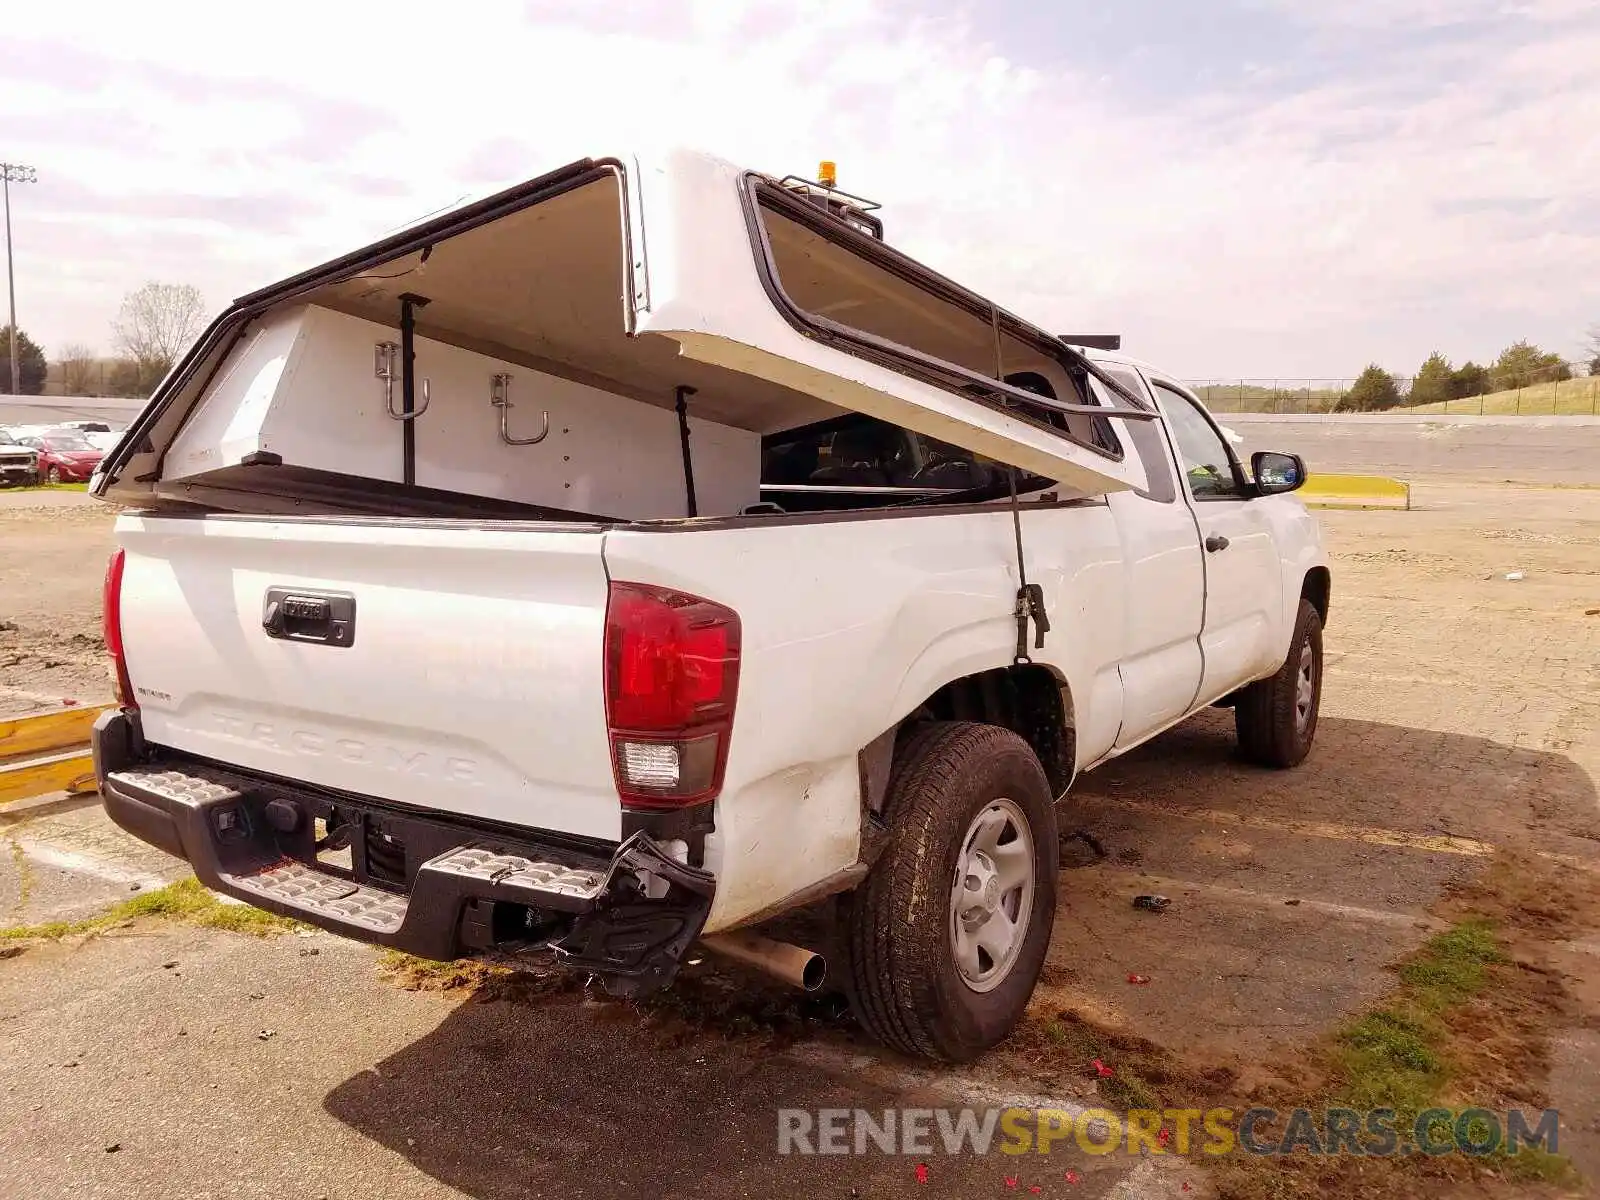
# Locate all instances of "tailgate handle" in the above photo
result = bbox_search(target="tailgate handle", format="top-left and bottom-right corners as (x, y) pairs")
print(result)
(262, 589), (357, 648)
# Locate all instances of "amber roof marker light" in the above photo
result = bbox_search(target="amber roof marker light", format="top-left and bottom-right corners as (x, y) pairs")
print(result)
(775, 161), (885, 240)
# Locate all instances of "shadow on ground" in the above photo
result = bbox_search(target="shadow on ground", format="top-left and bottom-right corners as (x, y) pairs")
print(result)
(323, 714), (1596, 1198)
(1069, 710), (1599, 853)
(319, 987), (1117, 1198)
(1015, 712), (1598, 1092)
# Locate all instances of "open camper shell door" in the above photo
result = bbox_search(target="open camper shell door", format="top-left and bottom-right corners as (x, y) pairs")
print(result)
(631, 148), (1150, 497)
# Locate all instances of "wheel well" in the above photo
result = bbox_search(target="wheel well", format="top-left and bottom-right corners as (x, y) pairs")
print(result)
(1302, 566), (1331, 626)
(901, 665), (1074, 797)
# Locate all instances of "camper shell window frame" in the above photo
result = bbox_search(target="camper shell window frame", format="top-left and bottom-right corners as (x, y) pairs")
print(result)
(739, 174), (1152, 468)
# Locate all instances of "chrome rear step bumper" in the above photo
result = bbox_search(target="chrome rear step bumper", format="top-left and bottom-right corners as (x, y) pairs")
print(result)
(94, 710), (714, 996)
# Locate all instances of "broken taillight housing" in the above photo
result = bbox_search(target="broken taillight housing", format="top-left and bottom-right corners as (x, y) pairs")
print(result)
(604, 581), (740, 809)
(103, 547), (136, 709)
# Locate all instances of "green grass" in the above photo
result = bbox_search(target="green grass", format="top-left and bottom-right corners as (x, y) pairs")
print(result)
(1325, 921), (1572, 1184)
(1504, 1145), (1581, 1184)
(1026, 1013), (1161, 1111)
(1332, 921), (1504, 1116)
(1335, 1008), (1445, 1112)
(1402, 377), (1600, 415)
(1215, 918), (1574, 1197)
(1191, 376), (1600, 416)
(0, 876), (301, 942)
(0, 481), (90, 493)
(1395, 922), (1503, 1008)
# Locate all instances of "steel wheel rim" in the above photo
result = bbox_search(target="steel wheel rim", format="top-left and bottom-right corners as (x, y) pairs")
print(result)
(949, 797), (1035, 993)
(1295, 642), (1316, 731)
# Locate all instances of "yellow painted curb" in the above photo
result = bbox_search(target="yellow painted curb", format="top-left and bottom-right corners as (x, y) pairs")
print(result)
(1299, 472), (1410, 510)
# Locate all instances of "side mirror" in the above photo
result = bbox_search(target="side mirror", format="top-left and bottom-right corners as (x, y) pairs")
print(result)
(1252, 451), (1306, 496)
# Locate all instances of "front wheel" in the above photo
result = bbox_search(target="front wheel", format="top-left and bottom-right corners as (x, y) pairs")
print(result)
(46, 466), (61, 484)
(1235, 597), (1324, 768)
(844, 721), (1058, 1062)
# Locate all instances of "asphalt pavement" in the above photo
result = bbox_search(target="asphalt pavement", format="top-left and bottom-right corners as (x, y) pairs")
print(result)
(0, 919), (1193, 1199)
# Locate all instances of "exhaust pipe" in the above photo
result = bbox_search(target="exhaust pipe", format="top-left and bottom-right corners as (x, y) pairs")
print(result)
(700, 930), (827, 992)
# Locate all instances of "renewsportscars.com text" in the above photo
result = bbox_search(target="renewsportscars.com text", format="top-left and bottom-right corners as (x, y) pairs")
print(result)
(777, 1106), (1559, 1158)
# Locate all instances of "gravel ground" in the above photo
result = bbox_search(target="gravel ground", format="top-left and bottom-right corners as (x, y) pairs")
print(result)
(1, 476), (1598, 1197)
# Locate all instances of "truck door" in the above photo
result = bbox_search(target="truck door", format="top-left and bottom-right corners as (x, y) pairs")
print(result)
(1092, 370), (1206, 749)
(1148, 380), (1286, 704)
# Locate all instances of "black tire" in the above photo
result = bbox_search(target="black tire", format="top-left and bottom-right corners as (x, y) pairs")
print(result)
(1235, 597), (1323, 768)
(844, 721), (1058, 1062)
(47, 466), (61, 484)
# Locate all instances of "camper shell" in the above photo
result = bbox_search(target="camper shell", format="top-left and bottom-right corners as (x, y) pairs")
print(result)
(95, 150), (1152, 519)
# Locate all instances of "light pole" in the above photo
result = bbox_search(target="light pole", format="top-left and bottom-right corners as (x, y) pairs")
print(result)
(2, 163), (38, 397)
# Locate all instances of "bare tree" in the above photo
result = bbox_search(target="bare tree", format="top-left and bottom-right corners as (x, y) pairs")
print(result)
(58, 342), (98, 395)
(112, 283), (205, 386)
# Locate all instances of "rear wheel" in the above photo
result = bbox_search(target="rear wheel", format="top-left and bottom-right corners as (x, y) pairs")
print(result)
(844, 721), (1058, 1062)
(1235, 598), (1323, 768)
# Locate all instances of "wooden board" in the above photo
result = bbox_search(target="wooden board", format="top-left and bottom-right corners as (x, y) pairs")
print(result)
(0, 704), (112, 761)
(0, 750), (97, 807)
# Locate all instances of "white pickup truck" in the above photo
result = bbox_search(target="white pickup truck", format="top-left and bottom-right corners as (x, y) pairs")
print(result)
(91, 149), (1328, 1061)
(0, 429), (40, 487)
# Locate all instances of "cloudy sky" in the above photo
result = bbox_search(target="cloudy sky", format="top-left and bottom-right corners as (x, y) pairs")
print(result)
(3, 0), (1597, 379)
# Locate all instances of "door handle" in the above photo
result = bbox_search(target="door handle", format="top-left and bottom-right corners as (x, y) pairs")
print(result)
(1205, 535), (1230, 553)
(262, 588), (357, 648)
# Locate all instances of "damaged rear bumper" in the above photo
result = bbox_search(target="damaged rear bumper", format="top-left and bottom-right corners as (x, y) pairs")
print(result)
(93, 709), (714, 996)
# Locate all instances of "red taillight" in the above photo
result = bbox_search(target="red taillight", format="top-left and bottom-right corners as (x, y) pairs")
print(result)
(103, 548), (136, 709)
(604, 582), (740, 810)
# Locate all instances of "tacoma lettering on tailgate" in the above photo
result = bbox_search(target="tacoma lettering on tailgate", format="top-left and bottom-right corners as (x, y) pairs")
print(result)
(212, 711), (482, 785)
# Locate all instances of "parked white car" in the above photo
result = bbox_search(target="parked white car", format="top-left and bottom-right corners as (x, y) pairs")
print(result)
(92, 149), (1328, 1060)
(0, 430), (39, 487)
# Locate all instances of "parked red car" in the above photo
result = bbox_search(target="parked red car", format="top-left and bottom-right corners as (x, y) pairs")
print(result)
(22, 432), (104, 483)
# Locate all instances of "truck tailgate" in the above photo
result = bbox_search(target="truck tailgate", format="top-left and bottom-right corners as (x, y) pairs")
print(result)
(115, 515), (621, 841)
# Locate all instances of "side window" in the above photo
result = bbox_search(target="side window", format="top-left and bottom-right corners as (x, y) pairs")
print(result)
(1090, 370), (1175, 505)
(1153, 384), (1245, 499)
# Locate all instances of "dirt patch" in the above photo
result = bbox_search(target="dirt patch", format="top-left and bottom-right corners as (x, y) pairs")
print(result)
(0, 624), (110, 710)
(1443, 853), (1600, 945)
(1213, 856), (1586, 1198)
(0, 495), (117, 711)
(377, 950), (528, 994)
(984, 848), (1594, 1199)
(378, 946), (858, 1051)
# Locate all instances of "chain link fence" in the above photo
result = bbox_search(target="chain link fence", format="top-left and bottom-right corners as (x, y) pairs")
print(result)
(40, 357), (151, 400)
(1190, 361), (1600, 416)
